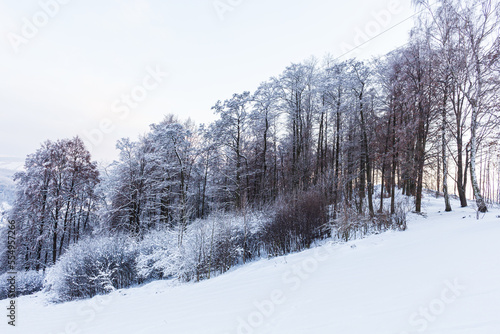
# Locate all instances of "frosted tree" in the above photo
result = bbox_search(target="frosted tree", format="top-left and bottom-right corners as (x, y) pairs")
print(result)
(413, 0), (500, 213)
(348, 60), (375, 216)
(106, 115), (197, 241)
(249, 80), (281, 203)
(276, 60), (319, 192)
(106, 138), (149, 236)
(146, 115), (197, 245)
(459, 0), (499, 213)
(10, 137), (99, 270)
(211, 92), (251, 209)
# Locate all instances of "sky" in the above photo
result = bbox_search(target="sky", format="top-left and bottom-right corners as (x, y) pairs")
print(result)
(0, 0), (415, 163)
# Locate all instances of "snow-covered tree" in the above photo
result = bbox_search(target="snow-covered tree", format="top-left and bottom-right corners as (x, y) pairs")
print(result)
(10, 137), (99, 270)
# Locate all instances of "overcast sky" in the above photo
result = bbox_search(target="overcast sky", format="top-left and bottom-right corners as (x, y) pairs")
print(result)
(0, 0), (415, 163)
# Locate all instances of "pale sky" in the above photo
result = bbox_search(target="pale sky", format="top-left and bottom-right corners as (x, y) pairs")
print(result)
(0, 0), (415, 163)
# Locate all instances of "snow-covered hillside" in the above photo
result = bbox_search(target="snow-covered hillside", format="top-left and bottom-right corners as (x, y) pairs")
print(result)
(0, 157), (23, 209)
(0, 157), (22, 227)
(2, 194), (500, 334)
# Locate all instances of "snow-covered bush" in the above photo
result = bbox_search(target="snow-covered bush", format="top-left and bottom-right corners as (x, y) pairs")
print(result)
(45, 236), (138, 302)
(137, 211), (269, 282)
(137, 217), (238, 283)
(207, 214), (244, 274)
(0, 270), (44, 300)
(189, 211), (268, 278)
(0, 226), (7, 275)
(136, 228), (186, 282)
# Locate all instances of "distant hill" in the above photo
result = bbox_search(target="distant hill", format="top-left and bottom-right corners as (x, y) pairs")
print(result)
(0, 157), (23, 208)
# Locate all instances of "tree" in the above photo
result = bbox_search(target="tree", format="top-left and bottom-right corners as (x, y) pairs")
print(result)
(276, 61), (319, 192)
(11, 137), (99, 270)
(349, 60), (375, 216)
(147, 116), (197, 245)
(250, 80), (281, 204)
(106, 115), (197, 242)
(415, 0), (500, 212)
(459, 0), (499, 213)
(211, 92), (251, 209)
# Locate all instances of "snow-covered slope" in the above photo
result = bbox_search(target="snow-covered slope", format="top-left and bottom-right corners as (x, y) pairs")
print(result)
(0, 157), (23, 209)
(2, 195), (500, 334)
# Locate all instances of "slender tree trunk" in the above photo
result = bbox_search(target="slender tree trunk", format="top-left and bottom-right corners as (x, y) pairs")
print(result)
(436, 150), (441, 197)
(52, 207), (59, 265)
(359, 96), (374, 216)
(262, 113), (269, 202)
(201, 157), (209, 218)
(333, 95), (341, 217)
(442, 90), (452, 211)
(415, 117), (425, 213)
(456, 134), (468, 206)
(391, 107), (397, 214)
(379, 106), (392, 213)
(470, 102), (487, 213)
(35, 180), (48, 271)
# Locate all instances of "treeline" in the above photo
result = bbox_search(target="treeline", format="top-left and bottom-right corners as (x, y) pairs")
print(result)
(1, 0), (499, 301)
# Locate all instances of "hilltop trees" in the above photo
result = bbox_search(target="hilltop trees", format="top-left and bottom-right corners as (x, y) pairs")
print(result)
(211, 92), (251, 209)
(10, 137), (99, 270)
(105, 115), (197, 243)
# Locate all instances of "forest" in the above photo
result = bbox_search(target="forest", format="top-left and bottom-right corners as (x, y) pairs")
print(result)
(1, 0), (499, 301)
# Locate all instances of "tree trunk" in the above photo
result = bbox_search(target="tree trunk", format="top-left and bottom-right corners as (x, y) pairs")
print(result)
(469, 48), (488, 213)
(470, 103), (487, 213)
(359, 95), (374, 216)
(442, 90), (452, 211)
(456, 134), (468, 207)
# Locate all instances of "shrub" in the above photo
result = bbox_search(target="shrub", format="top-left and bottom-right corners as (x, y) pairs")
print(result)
(137, 211), (269, 282)
(136, 228), (186, 282)
(137, 214), (242, 282)
(263, 191), (329, 256)
(331, 196), (409, 242)
(45, 236), (138, 302)
(0, 270), (44, 300)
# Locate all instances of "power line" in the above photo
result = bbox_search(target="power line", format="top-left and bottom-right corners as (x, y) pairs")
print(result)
(334, 2), (439, 61)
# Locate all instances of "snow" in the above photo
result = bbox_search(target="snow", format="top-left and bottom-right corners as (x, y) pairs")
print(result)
(2, 194), (500, 334)
(0, 157), (24, 173)
(0, 157), (23, 209)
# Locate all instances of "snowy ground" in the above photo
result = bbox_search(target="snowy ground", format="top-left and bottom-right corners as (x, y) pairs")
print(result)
(1, 194), (500, 334)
